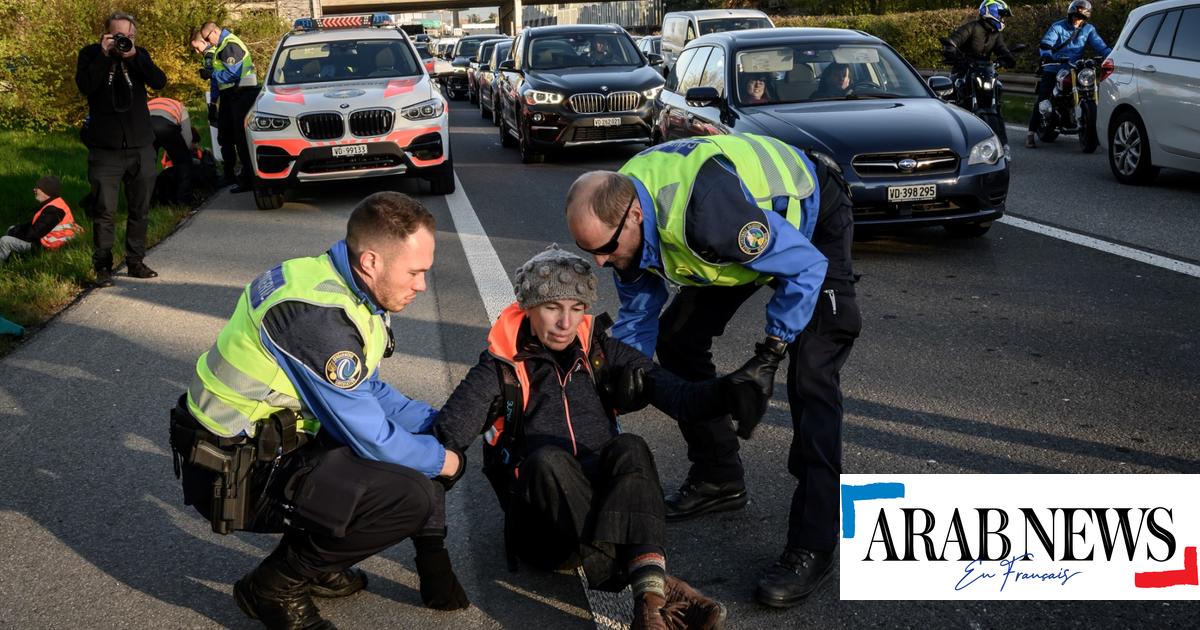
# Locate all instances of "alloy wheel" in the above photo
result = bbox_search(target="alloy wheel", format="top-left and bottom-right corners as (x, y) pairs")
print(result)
(1113, 120), (1141, 177)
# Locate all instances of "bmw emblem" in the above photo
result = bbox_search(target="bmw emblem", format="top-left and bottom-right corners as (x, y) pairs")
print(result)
(339, 103), (350, 109)
(898, 158), (918, 171)
(601, 85), (608, 92)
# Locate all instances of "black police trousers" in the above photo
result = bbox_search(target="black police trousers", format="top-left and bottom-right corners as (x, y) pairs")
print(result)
(657, 282), (861, 552)
(509, 434), (666, 591)
(217, 87), (255, 185)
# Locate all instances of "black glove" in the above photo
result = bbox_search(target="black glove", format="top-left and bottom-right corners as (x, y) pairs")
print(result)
(207, 103), (218, 121)
(725, 338), (787, 439)
(434, 447), (466, 491)
(999, 55), (1017, 69)
(414, 534), (470, 610)
(198, 67), (212, 80)
(607, 365), (651, 414)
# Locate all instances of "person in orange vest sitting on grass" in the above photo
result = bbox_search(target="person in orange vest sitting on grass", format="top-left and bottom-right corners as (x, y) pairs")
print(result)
(1, 175), (80, 263)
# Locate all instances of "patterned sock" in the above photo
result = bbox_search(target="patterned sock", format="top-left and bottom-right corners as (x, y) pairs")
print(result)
(627, 546), (666, 599)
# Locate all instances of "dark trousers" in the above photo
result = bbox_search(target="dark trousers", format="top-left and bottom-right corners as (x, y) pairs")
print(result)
(86, 145), (156, 270)
(657, 283), (861, 552)
(151, 117), (193, 205)
(217, 87), (255, 185)
(272, 444), (436, 578)
(511, 434), (666, 590)
(1028, 71), (1057, 133)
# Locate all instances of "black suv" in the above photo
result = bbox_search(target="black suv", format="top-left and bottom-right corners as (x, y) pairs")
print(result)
(443, 34), (504, 100)
(495, 24), (665, 163)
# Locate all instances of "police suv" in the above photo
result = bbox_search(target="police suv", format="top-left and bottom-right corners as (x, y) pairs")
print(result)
(246, 14), (453, 210)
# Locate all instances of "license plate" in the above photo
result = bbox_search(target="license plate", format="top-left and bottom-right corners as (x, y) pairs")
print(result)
(887, 184), (937, 202)
(332, 144), (368, 158)
(593, 117), (621, 127)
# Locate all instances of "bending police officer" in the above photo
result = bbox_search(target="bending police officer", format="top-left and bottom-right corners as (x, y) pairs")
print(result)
(192, 21), (257, 192)
(171, 192), (462, 630)
(565, 133), (861, 608)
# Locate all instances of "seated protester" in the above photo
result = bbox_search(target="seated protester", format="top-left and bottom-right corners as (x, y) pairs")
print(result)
(812, 62), (851, 98)
(1, 175), (79, 263)
(432, 245), (767, 630)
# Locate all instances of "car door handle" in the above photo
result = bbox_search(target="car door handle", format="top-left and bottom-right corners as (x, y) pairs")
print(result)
(1141, 65), (1157, 73)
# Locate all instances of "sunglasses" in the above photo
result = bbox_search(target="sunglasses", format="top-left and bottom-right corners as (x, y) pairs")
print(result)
(576, 194), (635, 256)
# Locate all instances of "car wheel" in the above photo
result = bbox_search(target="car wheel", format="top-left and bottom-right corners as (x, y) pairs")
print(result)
(944, 221), (992, 238)
(499, 109), (516, 148)
(426, 157), (456, 195)
(1079, 100), (1099, 154)
(519, 122), (544, 165)
(1108, 110), (1159, 185)
(253, 184), (284, 211)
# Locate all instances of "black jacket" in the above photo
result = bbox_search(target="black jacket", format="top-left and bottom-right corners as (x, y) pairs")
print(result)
(434, 317), (727, 462)
(75, 44), (167, 149)
(7, 198), (66, 245)
(943, 19), (1013, 68)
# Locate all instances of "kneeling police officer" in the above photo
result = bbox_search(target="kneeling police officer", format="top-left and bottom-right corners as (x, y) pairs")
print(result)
(170, 192), (462, 629)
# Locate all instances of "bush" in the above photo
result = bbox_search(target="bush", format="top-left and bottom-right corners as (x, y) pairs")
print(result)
(774, 0), (1152, 71)
(0, 0), (286, 131)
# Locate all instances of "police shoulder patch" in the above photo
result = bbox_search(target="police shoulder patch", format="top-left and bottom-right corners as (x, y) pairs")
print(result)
(738, 221), (770, 257)
(324, 350), (363, 389)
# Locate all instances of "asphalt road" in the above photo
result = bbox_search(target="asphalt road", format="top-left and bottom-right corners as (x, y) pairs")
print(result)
(0, 104), (1196, 629)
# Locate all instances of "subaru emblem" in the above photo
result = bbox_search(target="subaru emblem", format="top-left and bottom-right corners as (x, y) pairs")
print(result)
(898, 158), (917, 171)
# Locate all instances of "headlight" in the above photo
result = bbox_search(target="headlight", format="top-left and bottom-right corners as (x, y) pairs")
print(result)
(642, 86), (663, 100)
(524, 89), (564, 106)
(968, 135), (1002, 165)
(401, 97), (445, 121)
(249, 112), (290, 132)
(1077, 68), (1096, 87)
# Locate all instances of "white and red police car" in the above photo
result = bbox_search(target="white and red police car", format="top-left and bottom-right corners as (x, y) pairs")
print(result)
(246, 14), (452, 210)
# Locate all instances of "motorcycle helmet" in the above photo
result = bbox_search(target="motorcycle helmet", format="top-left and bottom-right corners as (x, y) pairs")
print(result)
(1067, 0), (1093, 21)
(979, 0), (1012, 31)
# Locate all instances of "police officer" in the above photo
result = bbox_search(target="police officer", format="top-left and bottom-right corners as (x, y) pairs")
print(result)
(565, 133), (860, 608)
(1026, 0), (1111, 148)
(172, 192), (462, 629)
(192, 21), (257, 192)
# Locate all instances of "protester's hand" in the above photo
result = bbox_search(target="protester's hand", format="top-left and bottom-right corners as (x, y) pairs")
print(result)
(608, 364), (651, 414)
(726, 338), (787, 439)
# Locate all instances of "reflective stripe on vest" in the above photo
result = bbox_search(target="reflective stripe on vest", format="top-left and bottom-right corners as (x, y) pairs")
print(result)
(32, 199), (78, 249)
(186, 253), (387, 438)
(213, 32), (258, 90)
(148, 97), (186, 125)
(619, 133), (816, 287)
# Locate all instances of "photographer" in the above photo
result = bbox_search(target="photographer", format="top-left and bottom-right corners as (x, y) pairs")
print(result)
(75, 11), (165, 286)
(192, 21), (258, 194)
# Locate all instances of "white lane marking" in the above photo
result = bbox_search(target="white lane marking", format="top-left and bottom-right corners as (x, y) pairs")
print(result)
(998, 215), (1200, 278)
(443, 171), (619, 629)
(444, 173), (514, 322)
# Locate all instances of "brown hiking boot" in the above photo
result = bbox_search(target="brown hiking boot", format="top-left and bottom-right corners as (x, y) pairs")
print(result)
(663, 575), (727, 629)
(631, 591), (669, 630)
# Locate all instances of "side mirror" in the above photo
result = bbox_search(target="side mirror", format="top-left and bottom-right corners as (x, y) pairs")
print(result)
(452, 57), (469, 68)
(647, 53), (663, 66)
(927, 76), (955, 100)
(685, 86), (721, 108)
(498, 59), (515, 71)
(479, 63), (491, 72)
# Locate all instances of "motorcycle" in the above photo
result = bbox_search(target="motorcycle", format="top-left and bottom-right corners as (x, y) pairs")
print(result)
(939, 44), (1025, 151)
(1036, 56), (1103, 153)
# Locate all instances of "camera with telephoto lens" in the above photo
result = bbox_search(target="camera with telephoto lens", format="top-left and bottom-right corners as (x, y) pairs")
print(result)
(111, 33), (133, 57)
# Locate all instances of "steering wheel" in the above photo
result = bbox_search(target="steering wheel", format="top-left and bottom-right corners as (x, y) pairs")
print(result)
(849, 81), (881, 93)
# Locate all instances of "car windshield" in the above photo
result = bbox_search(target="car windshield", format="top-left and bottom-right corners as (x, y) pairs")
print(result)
(272, 39), (420, 84)
(455, 39), (488, 58)
(699, 17), (772, 35)
(528, 33), (641, 69)
(733, 43), (928, 106)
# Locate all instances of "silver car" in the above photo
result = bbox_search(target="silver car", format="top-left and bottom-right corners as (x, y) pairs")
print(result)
(1098, 0), (1200, 184)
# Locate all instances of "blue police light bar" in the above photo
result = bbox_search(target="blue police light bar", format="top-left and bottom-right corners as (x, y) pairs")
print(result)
(292, 13), (393, 32)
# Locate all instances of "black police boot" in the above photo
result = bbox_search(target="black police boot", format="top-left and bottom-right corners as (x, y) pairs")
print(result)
(234, 553), (336, 630)
(309, 567), (367, 599)
(754, 546), (834, 608)
(663, 477), (747, 522)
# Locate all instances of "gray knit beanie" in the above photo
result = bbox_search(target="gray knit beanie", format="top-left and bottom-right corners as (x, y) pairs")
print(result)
(514, 244), (599, 309)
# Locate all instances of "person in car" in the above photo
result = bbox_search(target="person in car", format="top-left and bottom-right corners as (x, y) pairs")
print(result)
(1026, 0), (1111, 148)
(593, 37), (616, 64)
(431, 245), (759, 629)
(812, 63), (851, 98)
(741, 74), (771, 104)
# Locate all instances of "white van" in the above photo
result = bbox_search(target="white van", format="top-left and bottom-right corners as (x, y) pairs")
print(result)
(660, 9), (774, 72)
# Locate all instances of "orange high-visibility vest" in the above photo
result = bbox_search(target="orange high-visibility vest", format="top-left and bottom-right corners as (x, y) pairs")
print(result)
(148, 97), (186, 125)
(33, 198), (78, 249)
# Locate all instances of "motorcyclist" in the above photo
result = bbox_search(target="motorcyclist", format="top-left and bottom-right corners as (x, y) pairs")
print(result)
(1026, 0), (1112, 148)
(941, 0), (1017, 151)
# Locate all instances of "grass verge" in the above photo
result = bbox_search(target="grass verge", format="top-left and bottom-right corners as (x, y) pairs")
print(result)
(0, 107), (212, 355)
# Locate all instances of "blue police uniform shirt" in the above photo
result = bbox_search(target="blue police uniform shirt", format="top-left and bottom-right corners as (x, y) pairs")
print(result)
(1039, 19), (1111, 72)
(259, 239), (446, 478)
(612, 152), (829, 357)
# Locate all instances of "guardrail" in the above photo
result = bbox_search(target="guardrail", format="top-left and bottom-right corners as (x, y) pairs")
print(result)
(918, 69), (1038, 96)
